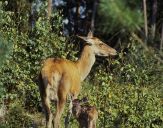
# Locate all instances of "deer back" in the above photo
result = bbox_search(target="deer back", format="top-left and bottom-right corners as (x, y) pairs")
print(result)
(41, 58), (81, 96)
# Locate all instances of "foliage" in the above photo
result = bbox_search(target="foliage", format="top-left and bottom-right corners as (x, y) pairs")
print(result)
(79, 39), (163, 128)
(0, 35), (11, 67)
(98, 0), (143, 33)
(0, 1), (14, 104)
(0, 103), (33, 128)
(113, 37), (163, 87)
(81, 81), (163, 128)
(0, 34), (12, 97)
(0, 1), (72, 111)
(0, 2), (13, 67)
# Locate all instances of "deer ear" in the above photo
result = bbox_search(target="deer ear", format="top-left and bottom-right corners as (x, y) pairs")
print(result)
(77, 35), (93, 45)
(87, 31), (93, 38)
(77, 35), (87, 41)
(77, 30), (94, 45)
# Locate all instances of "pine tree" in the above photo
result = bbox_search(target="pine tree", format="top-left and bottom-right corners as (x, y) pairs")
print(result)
(98, 0), (143, 33)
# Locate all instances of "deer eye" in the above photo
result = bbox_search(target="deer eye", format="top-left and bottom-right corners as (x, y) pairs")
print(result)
(99, 43), (103, 47)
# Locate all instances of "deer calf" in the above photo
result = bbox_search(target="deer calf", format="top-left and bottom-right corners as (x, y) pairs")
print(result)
(72, 98), (98, 128)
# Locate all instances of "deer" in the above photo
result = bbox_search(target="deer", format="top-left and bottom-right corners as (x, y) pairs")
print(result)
(72, 97), (98, 128)
(38, 31), (117, 128)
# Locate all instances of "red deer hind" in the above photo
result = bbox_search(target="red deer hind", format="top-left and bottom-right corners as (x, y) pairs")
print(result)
(39, 31), (117, 128)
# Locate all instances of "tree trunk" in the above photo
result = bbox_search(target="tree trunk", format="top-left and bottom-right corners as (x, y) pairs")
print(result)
(151, 0), (157, 39)
(74, 0), (80, 34)
(160, 23), (163, 51)
(47, 0), (52, 18)
(143, 0), (148, 41)
(91, 0), (98, 35)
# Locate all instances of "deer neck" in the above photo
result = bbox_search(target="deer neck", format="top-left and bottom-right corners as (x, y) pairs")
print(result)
(76, 45), (95, 81)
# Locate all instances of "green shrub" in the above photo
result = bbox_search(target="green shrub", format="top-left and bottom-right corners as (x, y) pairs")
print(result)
(111, 37), (163, 87)
(81, 81), (163, 128)
(0, 1), (73, 111)
(0, 1), (78, 127)
(2, 103), (33, 128)
(79, 38), (163, 128)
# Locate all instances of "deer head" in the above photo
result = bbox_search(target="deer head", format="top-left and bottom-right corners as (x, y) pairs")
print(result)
(77, 31), (117, 56)
(72, 97), (88, 118)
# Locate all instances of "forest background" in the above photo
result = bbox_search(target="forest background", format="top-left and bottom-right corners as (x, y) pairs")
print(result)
(0, 0), (163, 127)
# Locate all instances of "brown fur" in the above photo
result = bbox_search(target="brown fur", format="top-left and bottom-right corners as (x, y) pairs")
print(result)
(39, 58), (81, 128)
(38, 32), (117, 128)
(72, 99), (98, 128)
(41, 58), (81, 97)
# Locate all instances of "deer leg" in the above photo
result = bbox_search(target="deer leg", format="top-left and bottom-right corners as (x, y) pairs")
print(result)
(88, 119), (93, 128)
(65, 95), (73, 128)
(69, 95), (73, 113)
(92, 120), (96, 128)
(54, 92), (66, 128)
(42, 97), (53, 128)
(89, 119), (96, 128)
(39, 75), (53, 128)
